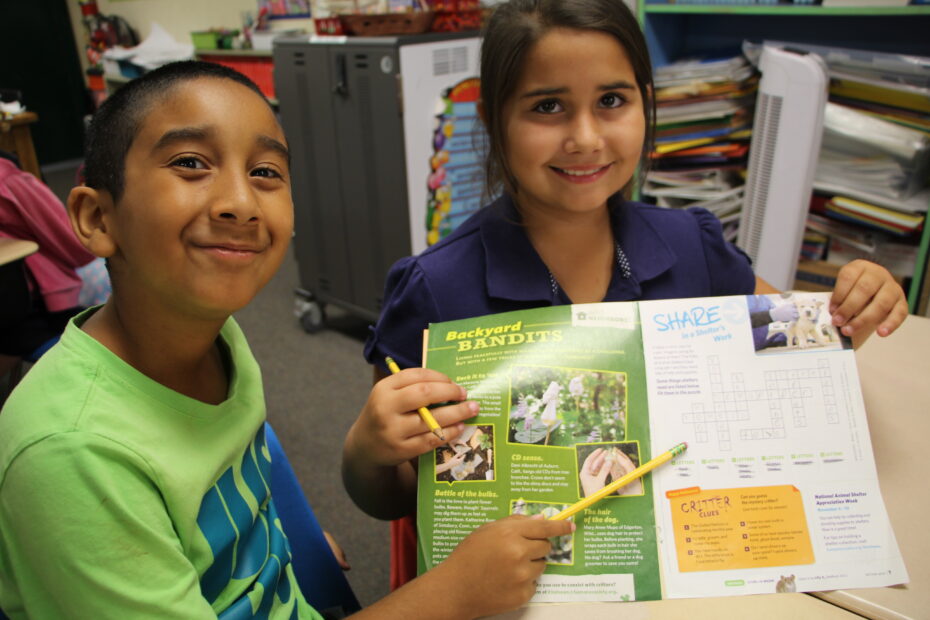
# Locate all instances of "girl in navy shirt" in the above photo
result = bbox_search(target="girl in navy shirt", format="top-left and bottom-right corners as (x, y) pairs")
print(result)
(343, 0), (908, 589)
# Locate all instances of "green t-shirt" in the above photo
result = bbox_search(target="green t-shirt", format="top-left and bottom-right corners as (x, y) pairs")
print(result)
(0, 310), (322, 619)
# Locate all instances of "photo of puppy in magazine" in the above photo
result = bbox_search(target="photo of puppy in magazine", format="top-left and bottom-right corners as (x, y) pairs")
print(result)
(747, 292), (851, 354)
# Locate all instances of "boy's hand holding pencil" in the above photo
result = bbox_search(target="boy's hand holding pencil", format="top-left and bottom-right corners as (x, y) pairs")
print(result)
(429, 514), (575, 617)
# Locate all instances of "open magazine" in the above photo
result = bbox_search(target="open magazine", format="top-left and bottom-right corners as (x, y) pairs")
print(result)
(416, 292), (907, 602)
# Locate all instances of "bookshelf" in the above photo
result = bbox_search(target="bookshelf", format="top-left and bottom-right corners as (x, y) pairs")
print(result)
(637, 1), (930, 312)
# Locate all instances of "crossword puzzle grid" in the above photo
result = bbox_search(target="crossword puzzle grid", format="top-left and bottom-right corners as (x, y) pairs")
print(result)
(681, 356), (838, 451)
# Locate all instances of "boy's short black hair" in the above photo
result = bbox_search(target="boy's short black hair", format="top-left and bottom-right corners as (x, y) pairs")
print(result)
(83, 60), (269, 203)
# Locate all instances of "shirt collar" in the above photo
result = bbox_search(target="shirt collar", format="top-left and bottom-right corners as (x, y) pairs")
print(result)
(481, 195), (553, 303)
(480, 194), (677, 304)
(611, 194), (677, 284)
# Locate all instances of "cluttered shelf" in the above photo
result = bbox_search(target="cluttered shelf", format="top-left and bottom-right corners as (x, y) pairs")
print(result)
(637, 4), (930, 314)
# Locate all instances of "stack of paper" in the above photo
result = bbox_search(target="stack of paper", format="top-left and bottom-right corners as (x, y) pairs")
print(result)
(804, 200), (919, 281)
(642, 169), (745, 240)
(816, 102), (930, 201)
(651, 56), (757, 169)
(643, 55), (758, 240)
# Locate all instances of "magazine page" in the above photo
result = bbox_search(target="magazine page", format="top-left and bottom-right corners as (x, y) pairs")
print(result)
(417, 303), (665, 602)
(640, 292), (908, 597)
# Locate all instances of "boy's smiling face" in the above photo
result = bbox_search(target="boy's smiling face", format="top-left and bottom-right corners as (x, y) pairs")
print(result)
(106, 77), (293, 321)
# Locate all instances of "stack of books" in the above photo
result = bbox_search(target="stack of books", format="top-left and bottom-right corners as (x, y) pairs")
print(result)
(801, 198), (920, 283)
(817, 195), (924, 236)
(642, 55), (759, 240)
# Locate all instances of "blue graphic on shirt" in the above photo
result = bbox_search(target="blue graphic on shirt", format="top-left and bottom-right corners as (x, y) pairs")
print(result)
(197, 425), (295, 618)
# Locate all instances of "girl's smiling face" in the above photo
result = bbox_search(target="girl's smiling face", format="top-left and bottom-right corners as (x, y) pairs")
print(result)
(501, 27), (646, 219)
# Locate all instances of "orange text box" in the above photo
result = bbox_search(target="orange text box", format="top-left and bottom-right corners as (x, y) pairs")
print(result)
(668, 485), (814, 572)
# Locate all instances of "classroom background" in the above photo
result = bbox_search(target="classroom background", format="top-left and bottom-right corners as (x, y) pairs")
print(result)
(1, 0), (929, 610)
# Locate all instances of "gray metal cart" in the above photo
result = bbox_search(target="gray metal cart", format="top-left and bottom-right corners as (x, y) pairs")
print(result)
(273, 32), (480, 332)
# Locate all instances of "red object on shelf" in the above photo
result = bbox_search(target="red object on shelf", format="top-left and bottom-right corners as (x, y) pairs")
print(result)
(87, 72), (105, 91)
(199, 55), (276, 99)
(426, 0), (479, 9)
(424, 0), (482, 32)
(430, 9), (481, 32)
(313, 17), (345, 35)
(79, 0), (99, 16)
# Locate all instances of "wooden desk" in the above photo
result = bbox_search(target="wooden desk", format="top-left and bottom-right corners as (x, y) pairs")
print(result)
(0, 238), (38, 266)
(0, 237), (39, 381)
(0, 238), (38, 328)
(489, 316), (929, 620)
(490, 592), (859, 619)
(811, 315), (930, 620)
(0, 111), (41, 180)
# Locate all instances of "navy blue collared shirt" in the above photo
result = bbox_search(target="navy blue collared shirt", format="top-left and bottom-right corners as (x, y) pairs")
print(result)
(364, 194), (755, 370)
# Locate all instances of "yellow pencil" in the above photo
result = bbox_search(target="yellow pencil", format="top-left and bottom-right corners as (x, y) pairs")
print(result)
(385, 356), (446, 441)
(550, 442), (688, 521)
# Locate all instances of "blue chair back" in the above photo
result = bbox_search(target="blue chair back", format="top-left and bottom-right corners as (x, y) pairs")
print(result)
(265, 423), (361, 616)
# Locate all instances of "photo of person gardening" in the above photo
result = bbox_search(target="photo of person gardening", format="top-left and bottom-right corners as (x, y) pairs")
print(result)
(508, 366), (628, 447)
(510, 499), (574, 565)
(434, 424), (495, 482)
(575, 442), (643, 499)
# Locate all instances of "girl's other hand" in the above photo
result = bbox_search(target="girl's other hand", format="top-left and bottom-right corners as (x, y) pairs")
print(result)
(830, 259), (908, 345)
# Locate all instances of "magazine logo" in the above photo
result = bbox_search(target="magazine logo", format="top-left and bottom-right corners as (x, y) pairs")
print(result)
(571, 303), (637, 330)
(445, 319), (562, 351)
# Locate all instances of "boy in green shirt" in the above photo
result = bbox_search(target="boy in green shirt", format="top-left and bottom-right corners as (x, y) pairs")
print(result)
(0, 61), (572, 619)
